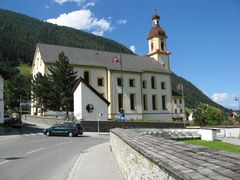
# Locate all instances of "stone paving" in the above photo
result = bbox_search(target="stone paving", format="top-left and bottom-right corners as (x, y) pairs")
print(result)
(111, 128), (240, 180)
(218, 137), (240, 146)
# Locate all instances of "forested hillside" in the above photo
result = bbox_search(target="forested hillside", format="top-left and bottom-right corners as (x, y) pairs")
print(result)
(0, 9), (227, 111)
(0, 9), (133, 65)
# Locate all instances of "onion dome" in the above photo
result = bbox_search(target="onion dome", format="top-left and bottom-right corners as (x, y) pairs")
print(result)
(148, 26), (166, 39)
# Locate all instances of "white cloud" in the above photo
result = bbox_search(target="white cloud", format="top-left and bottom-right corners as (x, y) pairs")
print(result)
(211, 92), (239, 109)
(130, 45), (136, 53)
(82, 2), (95, 9)
(44, 5), (50, 9)
(54, 0), (85, 5)
(46, 9), (112, 36)
(117, 19), (127, 25)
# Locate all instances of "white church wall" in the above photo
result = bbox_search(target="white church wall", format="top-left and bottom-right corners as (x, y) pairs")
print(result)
(81, 82), (108, 121)
(74, 82), (83, 120)
(0, 75), (4, 124)
(111, 72), (142, 120)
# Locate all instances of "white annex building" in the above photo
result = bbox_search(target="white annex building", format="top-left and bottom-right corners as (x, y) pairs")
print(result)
(31, 13), (185, 121)
(0, 75), (4, 124)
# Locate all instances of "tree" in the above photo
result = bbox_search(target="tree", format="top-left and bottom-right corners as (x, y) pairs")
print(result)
(193, 103), (228, 126)
(31, 73), (53, 115)
(32, 52), (78, 115)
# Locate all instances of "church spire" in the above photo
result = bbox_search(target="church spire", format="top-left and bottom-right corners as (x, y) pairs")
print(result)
(147, 10), (170, 71)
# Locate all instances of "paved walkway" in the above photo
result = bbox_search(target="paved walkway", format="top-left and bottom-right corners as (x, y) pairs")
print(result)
(72, 142), (123, 180)
(218, 137), (240, 146)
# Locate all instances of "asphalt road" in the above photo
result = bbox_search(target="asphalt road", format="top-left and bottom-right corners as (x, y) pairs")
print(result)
(0, 125), (109, 180)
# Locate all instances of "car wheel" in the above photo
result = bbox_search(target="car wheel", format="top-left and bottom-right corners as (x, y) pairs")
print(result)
(46, 132), (50, 136)
(68, 132), (73, 137)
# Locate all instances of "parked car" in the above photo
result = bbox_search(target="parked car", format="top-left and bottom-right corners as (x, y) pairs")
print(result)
(43, 122), (83, 137)
(11, 113), (22, 128)
(4, 114), (13, 127)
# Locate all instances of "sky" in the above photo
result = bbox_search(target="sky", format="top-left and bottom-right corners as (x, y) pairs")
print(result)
(0, 0), (240, 110)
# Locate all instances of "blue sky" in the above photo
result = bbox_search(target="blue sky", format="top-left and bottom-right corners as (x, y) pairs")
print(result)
(1, 0), (240, 109)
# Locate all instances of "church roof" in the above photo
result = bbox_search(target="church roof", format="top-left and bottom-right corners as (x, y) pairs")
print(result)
(37, 43), (170, 74)
(148, 25), (166, 39)
(72, 77), (110, 106)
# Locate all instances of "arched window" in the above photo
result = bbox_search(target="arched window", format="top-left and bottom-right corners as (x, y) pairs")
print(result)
(151, 42), (154, 51)
(84, 71), (90, 83)
(161, 41), (165, 51)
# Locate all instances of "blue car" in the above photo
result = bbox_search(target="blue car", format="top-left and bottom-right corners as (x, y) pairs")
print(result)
(43, 122), (83, 137)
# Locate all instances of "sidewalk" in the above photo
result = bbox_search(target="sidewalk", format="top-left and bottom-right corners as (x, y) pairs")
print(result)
(71, 142), (123, 180)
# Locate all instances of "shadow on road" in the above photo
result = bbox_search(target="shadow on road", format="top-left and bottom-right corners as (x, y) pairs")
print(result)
(0, 123), (43, 136)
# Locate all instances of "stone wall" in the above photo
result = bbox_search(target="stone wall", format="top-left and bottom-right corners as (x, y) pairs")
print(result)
(110, 128), (240, 180)
(22, 115), (65, 126)
(22, 115), (186, 132)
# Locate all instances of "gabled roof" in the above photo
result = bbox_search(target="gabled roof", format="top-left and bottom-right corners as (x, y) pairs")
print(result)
(37, 43), (170, 74)
(72, 77), (110, 106)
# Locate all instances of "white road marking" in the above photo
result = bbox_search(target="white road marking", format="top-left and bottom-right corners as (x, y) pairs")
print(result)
(56, 141), (72, 146)
(30, 133), (37, 136)
(67, 153), (82, 180)
(26, 147), (45, 155)
(0, 160), (9, 165)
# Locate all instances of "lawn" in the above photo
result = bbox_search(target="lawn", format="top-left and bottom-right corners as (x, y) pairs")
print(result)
(182, 139), (240, 154)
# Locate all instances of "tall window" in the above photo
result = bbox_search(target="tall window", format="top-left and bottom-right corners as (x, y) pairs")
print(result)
(142, 80), (147, 89)
(98, 78), (104, 86)
(152, 95), (157, 110)
(161, 82), (166, 90)
(84, 71), (90, 83)
(143, 94), (148, 110)
(117, 78), (122, 86)
(161, 41), (165, 51)
(130, 93), (136, 110)
(174, 99), (177, 104)
(151, 42), (154, 51)
(180, 109), (183, 113)
(175, 109), (177, 113)
(129, 79), (135, 87)
(162, 95), (167, 110)
(118, 93), (123, 112)
(179, 99), (182, 104)
(151, 76), (156, 89)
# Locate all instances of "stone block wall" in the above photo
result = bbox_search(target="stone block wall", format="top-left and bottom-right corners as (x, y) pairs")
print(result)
(110, 128), (240, 180)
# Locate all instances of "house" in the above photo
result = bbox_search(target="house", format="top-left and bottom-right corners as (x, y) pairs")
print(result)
(172, 90), (186, 121)
(31, 12), (185, 121)
(0, 75), (4, 124)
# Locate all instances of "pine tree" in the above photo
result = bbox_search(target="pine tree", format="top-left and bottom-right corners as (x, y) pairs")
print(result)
(48, 52), (78, 115)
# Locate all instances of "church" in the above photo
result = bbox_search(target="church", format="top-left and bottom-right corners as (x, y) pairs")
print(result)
(31, 13), (185, 121)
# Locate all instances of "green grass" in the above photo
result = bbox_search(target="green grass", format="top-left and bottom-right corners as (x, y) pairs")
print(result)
(18, 63), (31, 76)
(182, 139), (240, 154)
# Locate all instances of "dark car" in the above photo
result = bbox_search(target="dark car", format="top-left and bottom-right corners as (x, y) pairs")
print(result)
(4, 114), (13, 127)
(63, 121), (84, 135)
(11, 114), (22, 128)
(43, 122), (83, 137)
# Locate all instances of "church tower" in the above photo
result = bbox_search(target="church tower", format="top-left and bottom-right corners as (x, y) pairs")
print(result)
(147, 12), (170, 71)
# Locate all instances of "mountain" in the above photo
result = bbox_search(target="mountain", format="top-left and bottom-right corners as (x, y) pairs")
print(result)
(0, 9), (133, 65)
(0, 9), (227, 111)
